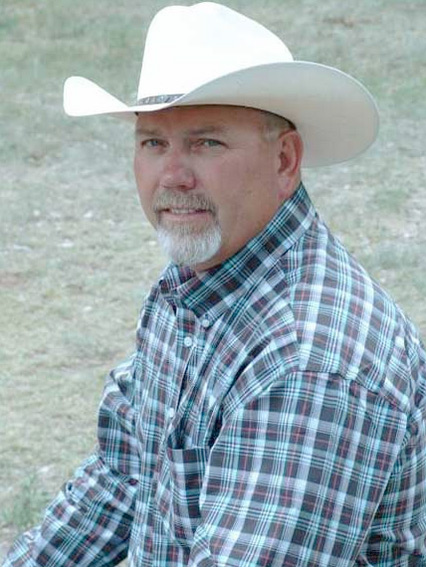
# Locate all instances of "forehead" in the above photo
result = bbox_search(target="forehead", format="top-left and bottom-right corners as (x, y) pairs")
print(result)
(135, 105), (266, 134)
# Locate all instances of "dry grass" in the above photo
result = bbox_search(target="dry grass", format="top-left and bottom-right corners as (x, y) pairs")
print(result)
(1, 0), (425, 557)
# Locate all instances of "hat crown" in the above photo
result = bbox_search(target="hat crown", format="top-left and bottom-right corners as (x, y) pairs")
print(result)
(137, 2), (293, 100)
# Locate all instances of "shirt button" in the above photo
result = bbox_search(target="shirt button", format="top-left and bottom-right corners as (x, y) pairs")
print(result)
(167, 407), (175, 419)
(201, 317), (210, 328)
(183, 336), (193, 348)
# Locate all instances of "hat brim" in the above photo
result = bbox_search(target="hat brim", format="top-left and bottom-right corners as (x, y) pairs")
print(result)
(64, 61), (379, 167)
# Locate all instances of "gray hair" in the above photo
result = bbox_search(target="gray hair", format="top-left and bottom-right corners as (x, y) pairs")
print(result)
(261, 111), (296, 141)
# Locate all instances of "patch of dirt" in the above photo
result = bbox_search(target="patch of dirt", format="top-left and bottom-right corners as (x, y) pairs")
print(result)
(323, 16), (373, 28)
(0, 272), (27, 289)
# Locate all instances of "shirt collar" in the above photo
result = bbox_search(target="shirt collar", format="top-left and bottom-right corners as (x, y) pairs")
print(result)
(159, 183), (317, 321)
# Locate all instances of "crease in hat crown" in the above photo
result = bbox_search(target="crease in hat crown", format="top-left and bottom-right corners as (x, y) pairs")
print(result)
(63, 1), (379, 167)
(137, 2), (293, 101)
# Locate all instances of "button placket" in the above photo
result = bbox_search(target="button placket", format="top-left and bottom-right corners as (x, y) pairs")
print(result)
(156, 306), (195, 428)
(166, 406), (176, 435)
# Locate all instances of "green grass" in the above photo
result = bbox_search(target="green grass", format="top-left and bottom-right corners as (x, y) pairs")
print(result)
(1, 0), (425, 556)
(1, 473), (50, 533)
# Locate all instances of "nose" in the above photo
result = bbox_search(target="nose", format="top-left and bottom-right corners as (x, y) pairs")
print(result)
(160, 148), (196, 191)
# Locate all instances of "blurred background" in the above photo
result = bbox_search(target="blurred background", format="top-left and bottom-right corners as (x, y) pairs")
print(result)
(1, 0), (425, 557)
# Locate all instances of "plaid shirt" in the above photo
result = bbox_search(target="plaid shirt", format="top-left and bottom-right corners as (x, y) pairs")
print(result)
(5, 184), (426, 567)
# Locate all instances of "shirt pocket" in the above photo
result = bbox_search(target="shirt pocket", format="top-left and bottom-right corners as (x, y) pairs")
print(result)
(155, 442), (209, 549)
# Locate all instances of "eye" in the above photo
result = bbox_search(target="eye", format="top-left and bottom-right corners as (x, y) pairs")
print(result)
(139, 138), (166, 149)
(204, 139), (222, 147)
(138, 137), (167, 153)
(195, 138), (224, 149)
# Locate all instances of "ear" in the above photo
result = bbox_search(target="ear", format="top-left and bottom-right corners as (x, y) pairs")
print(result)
(276, 130), (304, 200)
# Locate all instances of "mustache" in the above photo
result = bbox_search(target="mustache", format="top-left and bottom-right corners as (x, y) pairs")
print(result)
(153, 190), (217, 213)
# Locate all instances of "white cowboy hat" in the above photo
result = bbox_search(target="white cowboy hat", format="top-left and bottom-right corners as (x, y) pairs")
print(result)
(63, 2), (379, 167)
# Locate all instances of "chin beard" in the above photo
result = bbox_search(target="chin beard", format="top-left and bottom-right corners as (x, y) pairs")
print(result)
(156, 222), (222, 267)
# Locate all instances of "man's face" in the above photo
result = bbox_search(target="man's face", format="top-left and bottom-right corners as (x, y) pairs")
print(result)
(134, 105), (297, 271)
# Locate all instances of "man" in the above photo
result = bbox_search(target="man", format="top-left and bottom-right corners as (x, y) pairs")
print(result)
(4, 3), (426, 566)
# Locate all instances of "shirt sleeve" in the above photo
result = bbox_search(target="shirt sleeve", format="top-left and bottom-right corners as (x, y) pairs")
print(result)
(2, 354), (141, 567)
(188, 370), (419, 567)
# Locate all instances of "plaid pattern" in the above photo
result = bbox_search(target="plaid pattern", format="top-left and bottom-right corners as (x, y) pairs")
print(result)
(4, 184), (426, 567)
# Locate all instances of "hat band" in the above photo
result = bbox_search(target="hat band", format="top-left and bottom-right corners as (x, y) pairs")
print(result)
(137, 93), (184, 105)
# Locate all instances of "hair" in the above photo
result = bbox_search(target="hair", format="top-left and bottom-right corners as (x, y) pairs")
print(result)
(260, 110), (296, 141)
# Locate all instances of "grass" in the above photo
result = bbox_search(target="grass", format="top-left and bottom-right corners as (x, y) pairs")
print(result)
(1, 0), (425, 557)
(1, 473), (50, 533)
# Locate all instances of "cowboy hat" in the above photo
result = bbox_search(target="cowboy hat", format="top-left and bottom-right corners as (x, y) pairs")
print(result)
(63, 2), (379, 167)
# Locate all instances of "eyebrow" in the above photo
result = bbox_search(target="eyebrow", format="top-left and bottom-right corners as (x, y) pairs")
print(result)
(186, 125), (227, 137)
(134, 124), (227, 139)
(134, 126), (162, 139)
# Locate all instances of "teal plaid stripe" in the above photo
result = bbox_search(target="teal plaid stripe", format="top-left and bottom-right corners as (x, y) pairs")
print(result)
(5, 184), (426, 567)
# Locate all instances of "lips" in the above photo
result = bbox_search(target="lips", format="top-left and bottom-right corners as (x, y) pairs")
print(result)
(165, 208), (206, 214)
(160, 207), (213, 223)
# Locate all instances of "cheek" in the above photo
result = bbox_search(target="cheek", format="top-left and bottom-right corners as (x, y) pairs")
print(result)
(214, 158), (262, 206)
(216, 161), (278, 231)
(208, 169), (250, 231)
